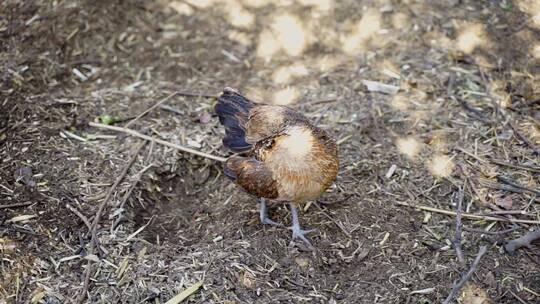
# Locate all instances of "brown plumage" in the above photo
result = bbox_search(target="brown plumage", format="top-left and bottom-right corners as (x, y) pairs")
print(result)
(215, 87), (339, 246)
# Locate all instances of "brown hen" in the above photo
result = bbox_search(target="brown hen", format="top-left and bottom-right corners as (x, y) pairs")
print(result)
(215, 87), (338, 246)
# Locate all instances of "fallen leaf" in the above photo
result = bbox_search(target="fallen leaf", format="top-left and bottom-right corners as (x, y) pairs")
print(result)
(493, 195), (512, 210)
(164, 281), (203, 304)
(14, 166), (35, 187)
(458, 282), (492, 304)
(8, 214), (37, 223)
(240, 271), (256, 289)
(0, 238), (17, 251)
(362, 80), (399, 94)
(294, 257), (311, 269)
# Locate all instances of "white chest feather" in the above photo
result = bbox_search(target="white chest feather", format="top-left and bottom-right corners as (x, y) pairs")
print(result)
(277, 126), (314, 159)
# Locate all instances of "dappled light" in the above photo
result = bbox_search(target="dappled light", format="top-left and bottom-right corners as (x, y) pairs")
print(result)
(256, 14), (308, 60)
(298, 0), (333, 13)
(4, 0), (540, 303)
(168, 1), (193, 15)
(396, 137), (422, 159)
(272, 87), (300, 105)
(428, 154), (455, 178)
(390, 94), (409, 110)
(228, 30), (251, 46)
(391, 12), (410, 30)
(515, 0), (540, 28)
(341, 8), (382, 55)
(455, 22), (488, 54)
(224, 1), (255, 28)
(184, 0), (216, 8)
(271, 63), (309, 84)
(533, 43), (540, 59)
(313, 55), (344, 72)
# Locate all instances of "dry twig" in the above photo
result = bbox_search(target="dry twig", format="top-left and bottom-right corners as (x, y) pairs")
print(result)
(89, 122), (227, 162)
(453, 185), (466, 266)
(396, 201), (540, 224)
(442, 245), (488, 304)
(490, 159), (540, 174)
(78, 141), (145, 303)
(504, 229), (540, 254)
(462, 226), (520, 235)
(125, 91), (180, 128)
(496, 175), (540, 196)
(65, 204), (92, 231)
(0, 201), (33, 209)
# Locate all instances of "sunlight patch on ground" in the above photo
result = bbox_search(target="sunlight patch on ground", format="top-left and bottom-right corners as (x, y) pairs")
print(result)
(455, 22), (487, 54)
(272, 64), (309, 84)
(391, 12), (410, 30)
(228, 30), (251, 46)
(240, 0), (269, 8)
(244, 87), (266, 103)
(488, 80), (511, 108)
(428, 154), (455, 178)
(256, 14), (308, 60)
(533, 43), (540, 59)
(184, 0), (216, 8)
(521, 122), (540, 145)
(426, 133), (448, 153)
(272, 87), (300, 105)
(341, 8), (381, 55)
(314, 55), (343, 72)
(168, 1), (193, 15)
(423, 30), (453, 50)
(256, 30), (280, 60)
(515, 0), (540, 28)
(224, 0), (254, 28)
(396, 137), (422, 159)
(390, 94), (409, 110)
(298, 0), (333, 14)
(272, 14), (308, 57)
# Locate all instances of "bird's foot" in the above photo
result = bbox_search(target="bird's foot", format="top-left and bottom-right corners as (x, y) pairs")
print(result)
(261, 217), (283, 227)
(259, 198), (283, 227)
(289, 225), (316, 247)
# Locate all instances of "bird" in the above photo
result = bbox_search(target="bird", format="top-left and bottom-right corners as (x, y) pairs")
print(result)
(214, 87), (339, 246)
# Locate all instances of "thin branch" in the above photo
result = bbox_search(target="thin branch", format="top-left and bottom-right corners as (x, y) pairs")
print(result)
(78, 141), (146, 303)
(504, 229), (540, 254)
(453, 185), (466, 266)
(88, 122), (227, 162)
(463, 226), (521, 235)
(65, 204), (92, 231)
(490, 159), (540, 174)
(396, 201), (540, 224)
(496, 175), (540, 196)
(0, 201), (33, 209)
(442, 245), (488, 304)
(125, 91), (180, 128)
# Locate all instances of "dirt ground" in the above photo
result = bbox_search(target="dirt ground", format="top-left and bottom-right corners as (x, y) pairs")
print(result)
(1, 0), (540, 303)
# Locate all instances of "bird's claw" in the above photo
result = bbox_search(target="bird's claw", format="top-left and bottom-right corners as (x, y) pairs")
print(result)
(261, 218), (283, 227)
(289, 225), (315, 246)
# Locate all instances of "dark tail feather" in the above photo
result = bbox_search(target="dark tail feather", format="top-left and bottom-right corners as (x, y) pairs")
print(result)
(223, 162), (237, 181)
(215, 88), (255, 152)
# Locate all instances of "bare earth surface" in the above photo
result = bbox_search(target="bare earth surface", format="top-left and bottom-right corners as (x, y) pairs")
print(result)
(1, 0), (540, 303)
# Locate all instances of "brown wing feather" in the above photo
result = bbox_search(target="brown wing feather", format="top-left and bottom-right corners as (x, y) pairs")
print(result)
(225, 156), (279, 199)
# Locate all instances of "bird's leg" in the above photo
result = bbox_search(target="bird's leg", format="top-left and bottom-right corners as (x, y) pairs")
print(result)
(288, 203), (315, 246)
(259, 198), (282, 226)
